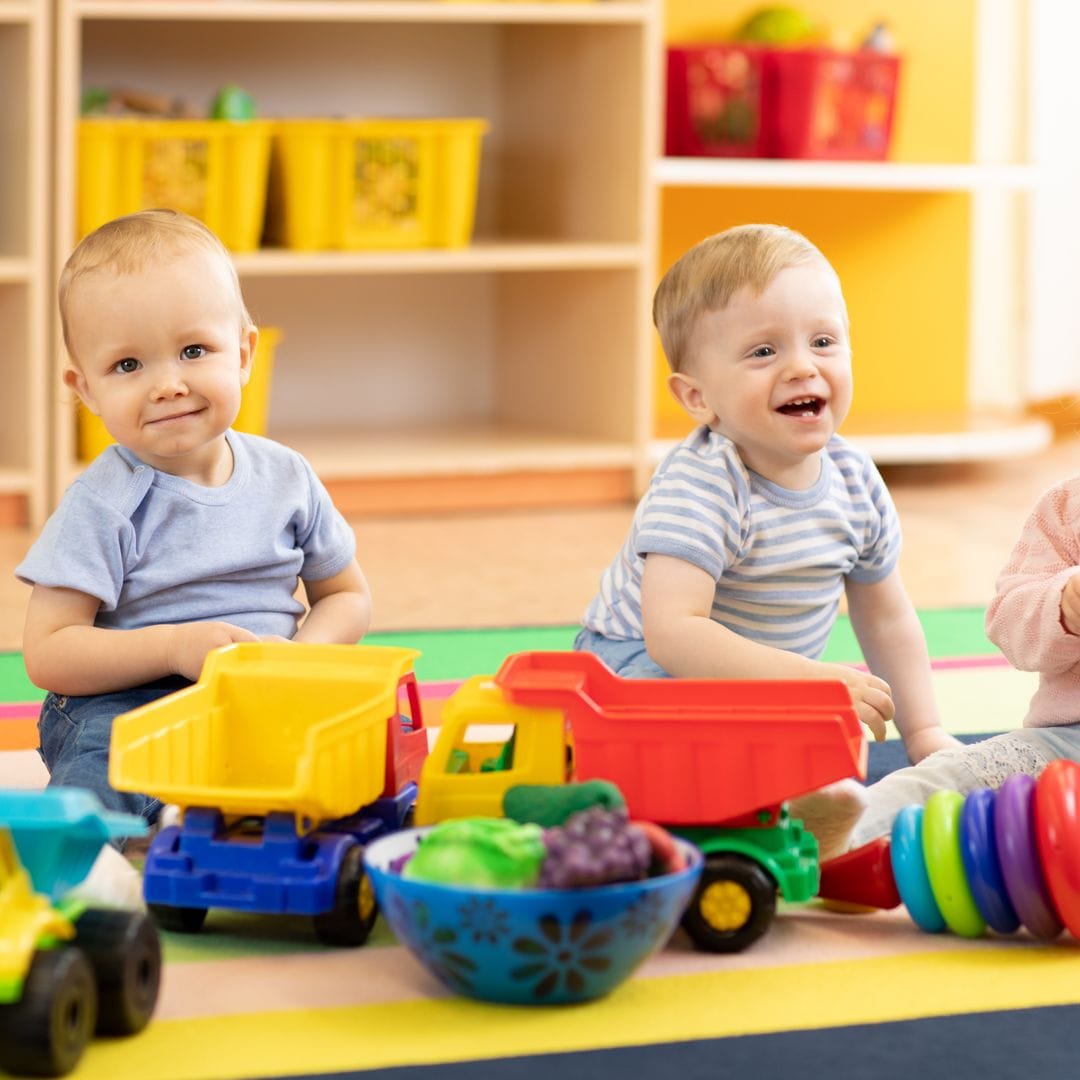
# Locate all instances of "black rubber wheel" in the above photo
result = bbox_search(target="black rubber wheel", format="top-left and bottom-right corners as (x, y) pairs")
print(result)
(680, 853), (777, 953)
(313, 844), (379, 947)
(0, 946), (97, 1077)
(74, 908), (162, 1036)
(149, 902), (208, 934)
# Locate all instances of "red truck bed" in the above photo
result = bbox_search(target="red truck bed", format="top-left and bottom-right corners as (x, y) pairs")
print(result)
(495, 651), (866, 826)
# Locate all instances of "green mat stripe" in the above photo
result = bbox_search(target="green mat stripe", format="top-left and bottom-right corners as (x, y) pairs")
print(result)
(0, 653), (41, 701)
(367, 606), (997, 682)
(0, 607), (997, 700)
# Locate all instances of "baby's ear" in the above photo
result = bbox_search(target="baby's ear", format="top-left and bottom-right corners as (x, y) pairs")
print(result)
(668, 371), (717, 426)
(238, 326), (258, 387)
(62, 365), (98, 414)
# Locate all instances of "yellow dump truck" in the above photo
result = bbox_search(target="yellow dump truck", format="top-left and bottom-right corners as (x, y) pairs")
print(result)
(110, 642), (429, 945)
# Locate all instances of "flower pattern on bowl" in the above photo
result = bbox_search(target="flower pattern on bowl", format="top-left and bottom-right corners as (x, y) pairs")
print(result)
(509, 909), (614, 999)
(389, 894), (478, 994)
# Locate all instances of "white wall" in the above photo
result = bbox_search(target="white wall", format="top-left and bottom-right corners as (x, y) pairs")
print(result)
(1024, 0), (1080, 401)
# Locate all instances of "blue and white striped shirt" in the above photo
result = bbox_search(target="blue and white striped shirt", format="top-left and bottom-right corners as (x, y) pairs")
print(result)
(582, 427), (900, 659)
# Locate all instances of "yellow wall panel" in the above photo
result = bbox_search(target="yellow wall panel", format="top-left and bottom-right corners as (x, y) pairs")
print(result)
(654, 187), (971, 441)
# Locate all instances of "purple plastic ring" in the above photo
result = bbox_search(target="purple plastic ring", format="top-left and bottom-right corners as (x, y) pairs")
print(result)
(994, 774), (1063, 941)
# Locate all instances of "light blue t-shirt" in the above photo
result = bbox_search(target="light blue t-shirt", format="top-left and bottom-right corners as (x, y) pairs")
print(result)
(581, 427), (900, 659)
(16, 430), (356, 639)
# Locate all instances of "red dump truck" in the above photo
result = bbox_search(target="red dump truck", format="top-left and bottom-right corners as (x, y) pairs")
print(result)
(417, 650), (866, 952)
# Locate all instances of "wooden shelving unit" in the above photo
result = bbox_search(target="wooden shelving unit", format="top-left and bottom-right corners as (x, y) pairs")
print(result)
(0, 0), (48, 527)
(52, 0), (663, 514)
(654, 159), (1042, 193)
(44, 0), (1070, 519)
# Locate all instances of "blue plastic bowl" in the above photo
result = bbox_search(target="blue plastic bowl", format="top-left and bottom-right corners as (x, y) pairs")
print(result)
(364, 826), (703, 1005)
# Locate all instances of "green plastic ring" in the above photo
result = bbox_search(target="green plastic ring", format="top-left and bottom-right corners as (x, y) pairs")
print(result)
(922, 790), (986, 938)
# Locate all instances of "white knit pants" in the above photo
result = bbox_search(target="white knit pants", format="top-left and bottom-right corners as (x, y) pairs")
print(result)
(850, 726), (1080, 849)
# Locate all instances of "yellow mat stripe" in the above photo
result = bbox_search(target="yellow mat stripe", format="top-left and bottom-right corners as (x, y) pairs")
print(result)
(76, 947), (1080, 1079)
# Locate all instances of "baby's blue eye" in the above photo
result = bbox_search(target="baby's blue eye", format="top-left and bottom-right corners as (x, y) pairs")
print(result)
(181, 345), (206, 360)
(813, 336), (833, 348)
(115, 358), (139, 374)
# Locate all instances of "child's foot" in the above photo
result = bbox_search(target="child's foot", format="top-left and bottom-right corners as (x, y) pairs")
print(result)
(790, 779), (869, 862)
(68, 843), (146, 910)
(124, 804), (181, 858)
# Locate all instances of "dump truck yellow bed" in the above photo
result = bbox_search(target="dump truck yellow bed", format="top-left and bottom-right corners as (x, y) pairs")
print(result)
(110, 643), (419, 824)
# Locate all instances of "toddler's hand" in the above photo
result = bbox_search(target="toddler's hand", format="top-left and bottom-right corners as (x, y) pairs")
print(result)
(821, 663), (893, 742)
(167, 621), (259, 681)
(1062, 573), (1080, 636)
(904, 726), (962, 764)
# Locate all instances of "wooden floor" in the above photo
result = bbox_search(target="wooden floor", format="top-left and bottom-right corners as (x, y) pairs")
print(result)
(1, 436), (1078, 652)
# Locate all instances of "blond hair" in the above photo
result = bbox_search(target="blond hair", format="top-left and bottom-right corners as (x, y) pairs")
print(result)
(59, 209), (252, 360)
(653, 223), (838, 373)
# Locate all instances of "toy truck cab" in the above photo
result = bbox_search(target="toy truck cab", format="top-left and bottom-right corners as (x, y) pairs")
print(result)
(0, 789), (161, 1077)
(414, 674), (569, 825)
(111, 642), (428, 945)
(419, 650), (865, 953)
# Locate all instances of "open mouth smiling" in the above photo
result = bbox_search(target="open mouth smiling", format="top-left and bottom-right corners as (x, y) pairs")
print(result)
(775, 396), (825, 418)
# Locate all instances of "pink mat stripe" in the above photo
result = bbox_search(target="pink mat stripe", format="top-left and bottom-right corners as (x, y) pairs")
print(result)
(421, 654), (1011, 698)
(0, 703), (39, 720)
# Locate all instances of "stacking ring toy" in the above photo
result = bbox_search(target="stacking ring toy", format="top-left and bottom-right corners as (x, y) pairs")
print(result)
(822, 768), (1080, 944)
(891, 805), (945, 933)
(1034, 759), (1080, 939)
(922, 790), (986, 938)
(959, 787), (1020, 934)
(994, 774), (1063, 941)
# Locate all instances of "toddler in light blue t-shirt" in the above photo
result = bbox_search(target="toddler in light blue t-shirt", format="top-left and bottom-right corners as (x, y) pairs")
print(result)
(17, 209), (372, 905)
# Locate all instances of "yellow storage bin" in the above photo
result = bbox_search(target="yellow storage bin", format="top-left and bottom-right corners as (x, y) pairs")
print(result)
(77, 327), (281, 463)
(269, 118), (488, 250)
(78, 118), (275, 252)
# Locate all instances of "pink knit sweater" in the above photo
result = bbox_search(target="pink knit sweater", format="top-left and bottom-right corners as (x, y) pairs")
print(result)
(985, 477), (1080, 727)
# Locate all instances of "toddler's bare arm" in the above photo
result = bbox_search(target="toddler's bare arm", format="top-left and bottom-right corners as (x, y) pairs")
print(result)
(22, 583), (258, 693)
(294, 559), (372, 644)
(640, 553), (893, 740)
(845, 570), (958, 763)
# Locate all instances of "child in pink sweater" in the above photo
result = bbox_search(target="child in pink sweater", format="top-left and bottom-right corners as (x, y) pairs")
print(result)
(808, 478), (1080, 859)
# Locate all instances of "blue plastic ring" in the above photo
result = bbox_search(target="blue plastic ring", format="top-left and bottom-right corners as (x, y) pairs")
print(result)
(959, 787), (1020, 934)
(891, 805), (945, 933)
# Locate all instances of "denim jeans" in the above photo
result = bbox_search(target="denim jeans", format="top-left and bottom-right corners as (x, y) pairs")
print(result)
(37, 676), (191, 841)
(573, 628), (671, 678)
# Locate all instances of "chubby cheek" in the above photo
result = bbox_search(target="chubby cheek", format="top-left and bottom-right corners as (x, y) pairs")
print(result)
(218, 381), (245, 418)
(830, 372), (854, 420)
(95, 388), (137, 428)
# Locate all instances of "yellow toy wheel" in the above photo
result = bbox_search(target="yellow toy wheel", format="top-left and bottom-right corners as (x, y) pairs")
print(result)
(681, 853), (776, 953)
(359, 871), (377, 923)
(314, 845), (380, 947)
(700, 878), (753, 931)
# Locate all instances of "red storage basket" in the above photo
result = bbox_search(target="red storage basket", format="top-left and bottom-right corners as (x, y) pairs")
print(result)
(768, 47), (899, 160)
(666, 43), (900, 161)
(666, 44), (769, 157)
